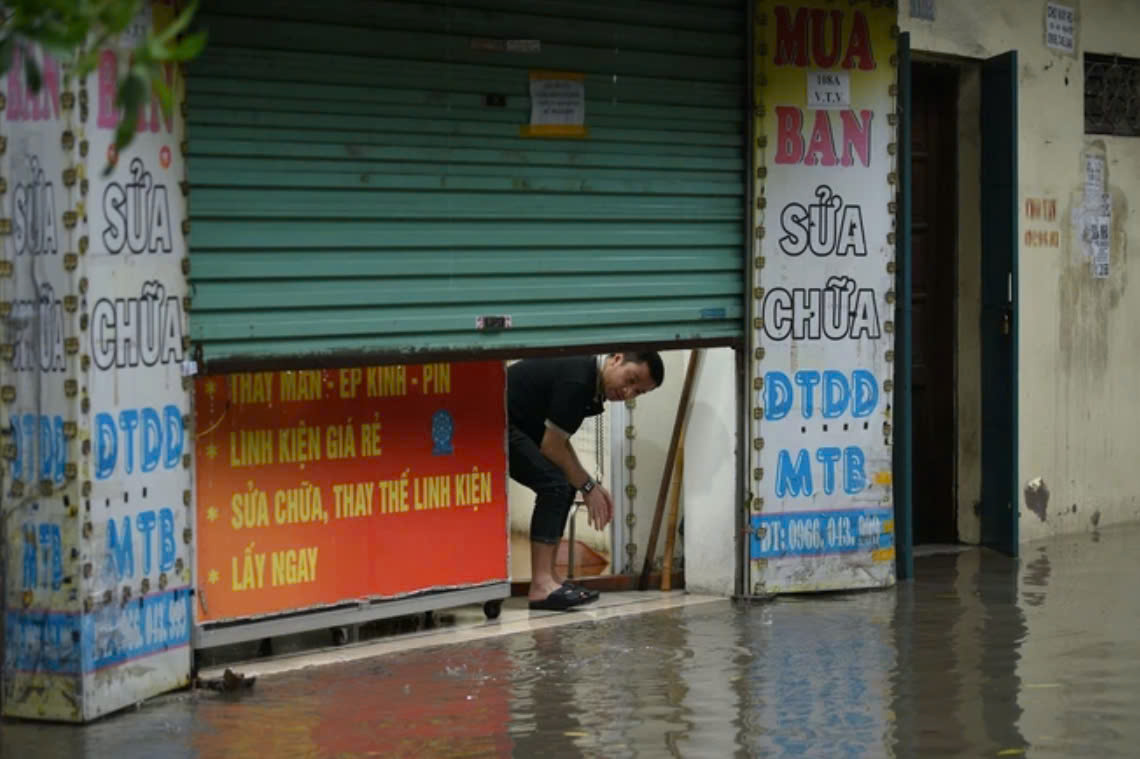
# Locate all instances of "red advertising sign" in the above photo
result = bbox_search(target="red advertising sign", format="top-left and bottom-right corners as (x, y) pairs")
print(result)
(194, 361), (508, 623)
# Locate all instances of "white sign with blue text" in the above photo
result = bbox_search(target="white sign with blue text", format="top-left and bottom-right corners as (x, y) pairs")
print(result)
(753, 2), (896, 593)
(77, 14), (193, 717)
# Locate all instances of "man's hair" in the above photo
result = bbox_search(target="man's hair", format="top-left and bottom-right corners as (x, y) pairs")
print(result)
(619, 351), (665, 388)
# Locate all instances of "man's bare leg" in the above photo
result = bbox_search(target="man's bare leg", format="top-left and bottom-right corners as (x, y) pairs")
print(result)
(548, 533), (598, 601)
(529, 541), (563, 601)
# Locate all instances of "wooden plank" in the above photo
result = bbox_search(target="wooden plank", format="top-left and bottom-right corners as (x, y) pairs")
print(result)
(661, 447), (685, 591)
(639, 350), (702, 590)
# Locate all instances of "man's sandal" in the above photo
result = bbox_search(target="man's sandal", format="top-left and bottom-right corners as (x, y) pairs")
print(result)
(562, 581), (599, 602)
(528, 584), (592, 611)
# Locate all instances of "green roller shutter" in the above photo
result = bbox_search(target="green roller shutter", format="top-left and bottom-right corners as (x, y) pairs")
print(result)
(188, 0), (746, 369)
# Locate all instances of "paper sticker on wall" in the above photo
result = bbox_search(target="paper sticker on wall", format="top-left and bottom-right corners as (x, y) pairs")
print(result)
(1045, 2), (1077, 55)
(807, 71), (851, 109)
(1073, 148), (1112, 277)
(520, 71), (587, 138)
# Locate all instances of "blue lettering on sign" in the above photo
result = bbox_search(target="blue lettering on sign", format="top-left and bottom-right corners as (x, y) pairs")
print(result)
(94, 405), (183, 479)
(4, 589), (191, 675)
(795, 371), (821, 417)
(776, 449), (813, 497)
(765, 369), (878, 420)
(10, 413), (67, 484)
(21, 522), (64, 591)
(105, 507), (176, 580)
(750, 508), (894, 559)
(775, 445), (867, 497)
(765, 367), (876, 501)
(4, 610), (82, 674)
(82, 588), (191, 671)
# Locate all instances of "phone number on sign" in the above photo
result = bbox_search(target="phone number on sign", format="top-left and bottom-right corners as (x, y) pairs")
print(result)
(751, 509), (892, 558)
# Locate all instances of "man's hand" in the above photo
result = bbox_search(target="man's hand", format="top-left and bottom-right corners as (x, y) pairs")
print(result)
(583, 485), (614, 530)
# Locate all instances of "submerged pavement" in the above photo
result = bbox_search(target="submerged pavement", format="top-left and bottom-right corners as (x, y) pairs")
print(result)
(3, 523), (1138, 758)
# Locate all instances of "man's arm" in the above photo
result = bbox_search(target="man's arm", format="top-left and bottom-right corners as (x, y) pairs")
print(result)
(539, 426), (614, 530)
(539, 426), (592, 490)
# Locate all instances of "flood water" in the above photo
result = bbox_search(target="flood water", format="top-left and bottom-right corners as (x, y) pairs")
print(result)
(3, 524), (1138, 758)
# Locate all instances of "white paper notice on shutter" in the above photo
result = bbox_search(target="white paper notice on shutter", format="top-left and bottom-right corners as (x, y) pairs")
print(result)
(522, 72), (587, 137)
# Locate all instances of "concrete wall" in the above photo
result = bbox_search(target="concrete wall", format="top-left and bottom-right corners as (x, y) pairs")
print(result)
(681, 348), (738, 597)
(627, 349), (690, 574)
(903, 0), (1140, 541)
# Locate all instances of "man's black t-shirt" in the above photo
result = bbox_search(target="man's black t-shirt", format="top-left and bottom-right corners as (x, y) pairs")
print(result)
(508, 356), (604, 445)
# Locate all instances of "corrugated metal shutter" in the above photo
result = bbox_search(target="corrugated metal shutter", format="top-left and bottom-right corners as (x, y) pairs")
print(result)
(187, 0), (746, 369)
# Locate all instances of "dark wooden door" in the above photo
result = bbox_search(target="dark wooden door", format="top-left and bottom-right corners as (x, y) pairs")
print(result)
(910, 63), (958, 545)
(980, 52), (1019, 556)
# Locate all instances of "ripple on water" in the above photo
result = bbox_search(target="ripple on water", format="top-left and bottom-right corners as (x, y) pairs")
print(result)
(3, 526), (1139, 758)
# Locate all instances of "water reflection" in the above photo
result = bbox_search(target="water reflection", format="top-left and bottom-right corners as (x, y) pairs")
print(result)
(891, 549), (1029, 757)
(3, 525), (1139, 758)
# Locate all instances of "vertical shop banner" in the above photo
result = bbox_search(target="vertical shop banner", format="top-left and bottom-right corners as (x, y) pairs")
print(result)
(194, 361), (508, 623)
(750, 2), (897, 592)
(1, 41), (83, 720)
(81, 0), (195, 718)
(3, 1), (193, 722)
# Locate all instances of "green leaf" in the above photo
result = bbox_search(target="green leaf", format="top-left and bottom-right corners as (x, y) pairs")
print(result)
(0, 37), (15, 77)
(75, 48), (101, 79)
(166, 30), (207, 62)
(23, 52), (41, 93)
(27, 15), (88, 52)
(150, 70), (172, 114)
(114, 106), (139, 152)
(145, 38), (166, 63)
(152, 0), (199, 46)
(114, 70), (145, 110)
(105, 0), (144, 34)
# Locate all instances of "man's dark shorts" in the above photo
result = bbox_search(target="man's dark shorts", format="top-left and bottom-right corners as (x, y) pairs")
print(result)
(508, 425), (575, 545)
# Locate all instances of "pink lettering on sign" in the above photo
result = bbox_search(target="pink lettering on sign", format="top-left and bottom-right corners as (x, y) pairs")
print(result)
(773, 7), (876, 70)
(6, 46), (62, 123)
(774, 106), (873, 168)
(97, 53), (176, 135)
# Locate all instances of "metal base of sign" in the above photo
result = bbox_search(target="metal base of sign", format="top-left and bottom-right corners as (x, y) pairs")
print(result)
(192, 582), (511, 650)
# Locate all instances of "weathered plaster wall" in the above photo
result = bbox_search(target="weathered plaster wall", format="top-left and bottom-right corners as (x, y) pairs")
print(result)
(903, 0), (1140, 541)
(681, 348), (738, 597)
(627, 349), (691, 574)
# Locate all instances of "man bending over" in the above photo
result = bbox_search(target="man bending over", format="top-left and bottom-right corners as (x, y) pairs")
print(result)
(507, 352), (664, 611)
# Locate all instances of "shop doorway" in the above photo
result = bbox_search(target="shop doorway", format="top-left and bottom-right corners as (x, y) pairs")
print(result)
(897, 46), (1020, 566)
(909, 62), (960, 546)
